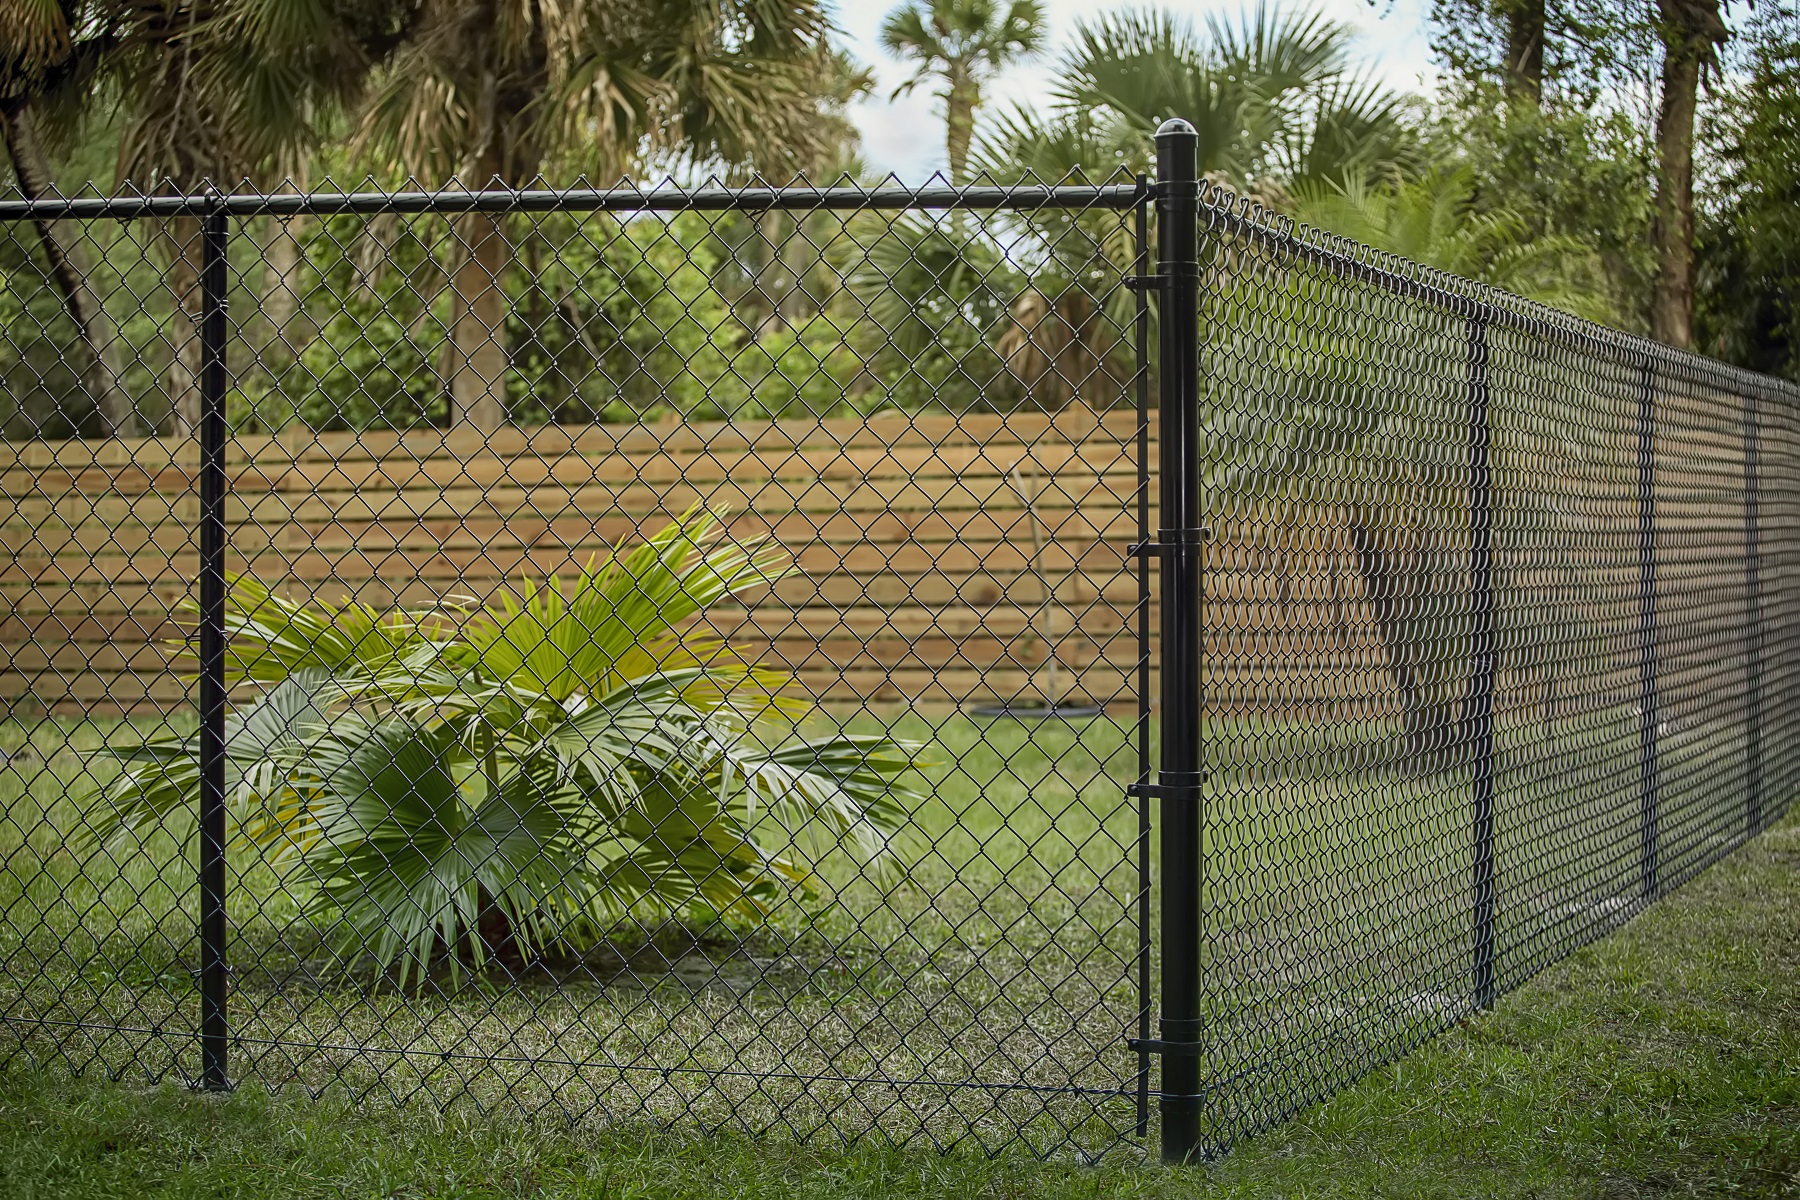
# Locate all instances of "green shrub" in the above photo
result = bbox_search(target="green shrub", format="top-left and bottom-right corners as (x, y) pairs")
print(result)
(82, 511), (922, 988)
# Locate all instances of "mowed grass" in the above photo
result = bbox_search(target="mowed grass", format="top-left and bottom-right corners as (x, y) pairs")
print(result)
(0, 804), (1795, 1197)
(0, 711), (1153, 1153)
(2, 703), (1777, 1158)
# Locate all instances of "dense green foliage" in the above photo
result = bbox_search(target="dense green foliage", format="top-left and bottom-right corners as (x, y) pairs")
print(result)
(1422, 91), (1656, 329)
(1, 0), (1798, 438)
(1697, 9), (1800, 380)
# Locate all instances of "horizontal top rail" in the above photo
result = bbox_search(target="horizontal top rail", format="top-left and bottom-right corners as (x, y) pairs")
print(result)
(0, 180), (1148, 221)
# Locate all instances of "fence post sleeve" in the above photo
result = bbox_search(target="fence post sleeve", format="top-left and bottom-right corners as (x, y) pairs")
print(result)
(1152, 116), (1205, 1166)
(1465, 316), (1497, 1011)
(197, 190), (231, 1092)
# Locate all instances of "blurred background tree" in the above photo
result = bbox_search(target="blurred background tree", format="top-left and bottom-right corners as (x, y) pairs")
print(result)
(1696, 4), (1800, 380)
(0, 0), (1795, 437)
(879, 0), (1047, 184)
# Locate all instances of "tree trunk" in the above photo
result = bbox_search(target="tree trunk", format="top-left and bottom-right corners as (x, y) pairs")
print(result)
(777, 218), (811, 327)
(1650, 0), (1727, 349)
(1502, 0), (1546, 108)
(519, 231), (562, 419)
(945, 80), (978, 185)
(445, 210), (510, 431)
(1349, 516), (1464, 768)
(253, 213), (316, 433)
(1, 99), (141, 436)
(160, 217), (206, 437)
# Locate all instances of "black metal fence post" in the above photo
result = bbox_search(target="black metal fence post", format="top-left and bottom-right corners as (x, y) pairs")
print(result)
(1152, 117), (1205, 1165)
(1638, 358), (1660, 900)
(1743, 384), (1763, 836)
(1132, 180), (1154, 1142)
(1465, 316), (1497, 1011)
(197, 191), (231, 1091)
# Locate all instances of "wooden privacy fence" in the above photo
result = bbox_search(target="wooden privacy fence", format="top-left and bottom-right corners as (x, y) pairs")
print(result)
(1, 409), (1402, 719)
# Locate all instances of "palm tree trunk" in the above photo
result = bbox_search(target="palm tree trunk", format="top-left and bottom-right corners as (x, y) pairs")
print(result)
(1650, 0), (1727, 349)
(258, 213), (313, 428)
(1, 98), (140, 436)
(1349, 516), (1462, 767)
(945, 81), (977, 185)
(445, 210), (510, 431)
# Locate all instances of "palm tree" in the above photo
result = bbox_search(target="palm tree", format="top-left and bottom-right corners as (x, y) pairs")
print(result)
(1282, 167), (1615, 760)
(1291, 167), (1614, 320)
(879, 0), (1047, 183)
(0, 0), (140, 435)
(970, 108), (1140, 410)
(85, 511), (922, 986)
(101, 0), (409, 434)
(353, 0), (838, 430)
(1054, 3), (1415, 193)
(865, 4), (1417, 415)
(854, 213), (1018, 407)
(739, 48), (875, 338)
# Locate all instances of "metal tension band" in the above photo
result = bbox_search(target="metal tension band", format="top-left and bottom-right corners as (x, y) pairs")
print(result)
(1128, 527), (1210, 557)
(1128, 769), (1205, 800)
(1131, 1016), (1206, 1057)
(1128, 1038), (1205, 1057)
(1124, 258), (1202, 292)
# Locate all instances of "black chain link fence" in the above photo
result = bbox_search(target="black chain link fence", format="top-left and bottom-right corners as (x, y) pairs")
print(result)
(0, 121), (1793, 1162)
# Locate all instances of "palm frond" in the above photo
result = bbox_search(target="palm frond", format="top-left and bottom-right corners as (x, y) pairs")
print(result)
(300, 716), (593, 988)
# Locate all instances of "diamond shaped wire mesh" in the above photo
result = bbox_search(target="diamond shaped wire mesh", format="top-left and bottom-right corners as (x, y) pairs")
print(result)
(1187, 188), (1800, 1157)
(0, 177), (1154, 1158)
(0, 166), (1793, 1164)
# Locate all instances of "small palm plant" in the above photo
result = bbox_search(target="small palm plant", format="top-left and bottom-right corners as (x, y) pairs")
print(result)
(83, 511), (920, 988)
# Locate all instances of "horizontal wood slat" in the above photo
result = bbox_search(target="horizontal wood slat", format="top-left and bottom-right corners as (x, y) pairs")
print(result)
(0, 412), (1505, 720)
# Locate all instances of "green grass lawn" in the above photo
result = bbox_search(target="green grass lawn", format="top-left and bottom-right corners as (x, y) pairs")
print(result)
(0, 712), (1152, 1154)
(2, 706), (1793, 1192)
(0, 804), (1793, 1198)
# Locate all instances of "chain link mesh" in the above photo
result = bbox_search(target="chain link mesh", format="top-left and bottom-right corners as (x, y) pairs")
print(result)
(1191, 190), (1800, 1155)
(0, 171), (1792, 1160)
(0, 178), (1152, 1157)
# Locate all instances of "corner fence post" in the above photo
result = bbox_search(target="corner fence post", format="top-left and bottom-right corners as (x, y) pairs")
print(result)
(1465, 316), (1497, 1011)
(1152, 117), (1205, 1165)
(1743, 384), (1762, 835)
(1637, 357), (1660, 900)
(197, 190), (231, 1091)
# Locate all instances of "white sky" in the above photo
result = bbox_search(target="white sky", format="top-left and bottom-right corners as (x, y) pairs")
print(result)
(831, 0), (1441, 181)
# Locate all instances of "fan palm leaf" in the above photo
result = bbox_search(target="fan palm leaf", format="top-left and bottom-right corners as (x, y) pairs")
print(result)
(298, 716), (594, 987)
